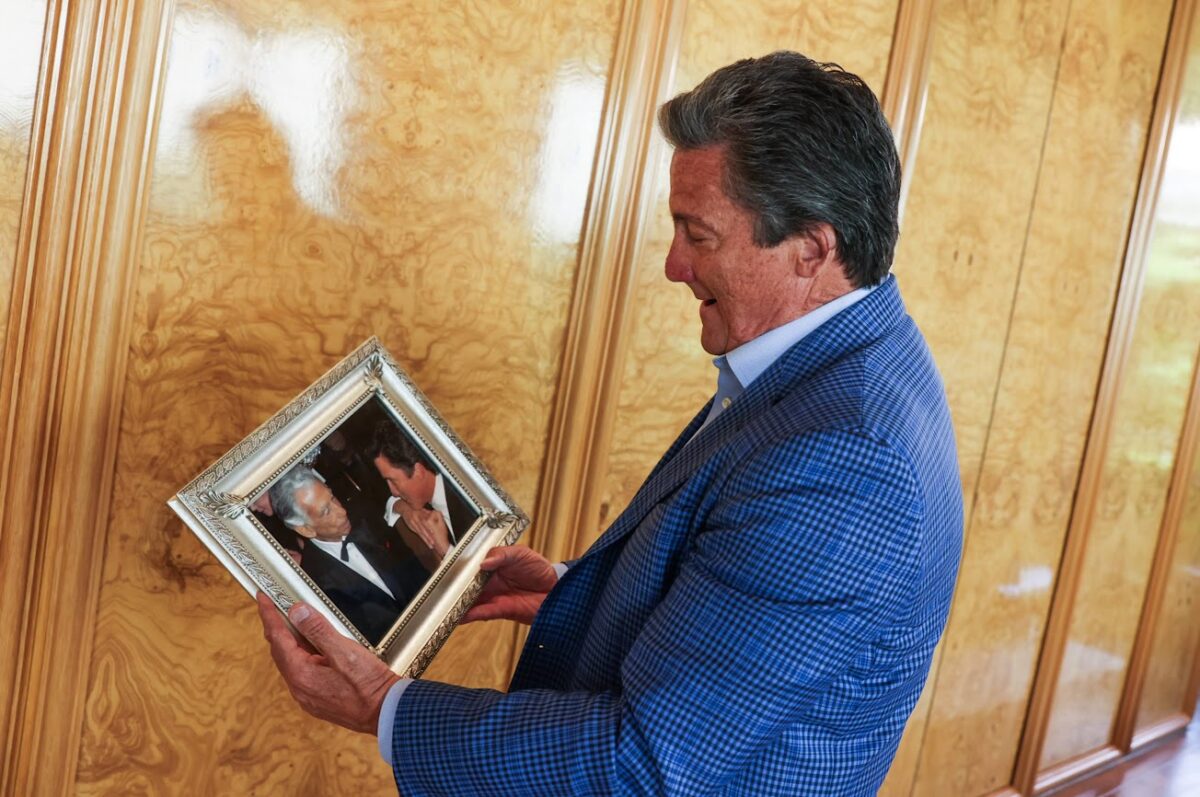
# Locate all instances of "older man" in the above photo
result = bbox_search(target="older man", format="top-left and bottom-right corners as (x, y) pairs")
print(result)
(268, 467), (429, 645)
(259, 51), (963, 795)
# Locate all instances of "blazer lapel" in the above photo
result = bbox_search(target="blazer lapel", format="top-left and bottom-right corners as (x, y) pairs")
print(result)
(583, 277), (908, 559)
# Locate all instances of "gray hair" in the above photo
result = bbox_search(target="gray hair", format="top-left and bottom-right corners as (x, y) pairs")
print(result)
(658, 51), (901, 287)
(268, 467), (323, 530)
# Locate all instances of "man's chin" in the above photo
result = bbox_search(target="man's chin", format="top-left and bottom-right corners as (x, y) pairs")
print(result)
(699, 332), (728, 356)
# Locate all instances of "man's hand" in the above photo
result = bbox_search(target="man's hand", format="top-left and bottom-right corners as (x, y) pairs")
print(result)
(256, 592), (400, 734)
(395, 500), (452, 558)
(462, 546), (558, 625)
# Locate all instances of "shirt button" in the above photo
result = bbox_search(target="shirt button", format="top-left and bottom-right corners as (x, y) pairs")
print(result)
(721, 397), (732, 409)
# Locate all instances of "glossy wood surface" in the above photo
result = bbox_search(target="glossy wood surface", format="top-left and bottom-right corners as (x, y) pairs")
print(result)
(0, 0), (1190, 792)
(1038, 18), (1200, 765)
(1135, 368), (1200, 733)
(597, 0), (899, 545)
(1, 1), (175, 793)
(903, 1), (1175, 794)
(73, 0), (619, 793)
(1132, 15), (1200, 743)
(1051, 714), (1200, 797)
(0, 1), (45, 379)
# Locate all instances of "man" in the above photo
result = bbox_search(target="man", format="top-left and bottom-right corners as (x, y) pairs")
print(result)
(368, 420), (478, 564)
(258, 51), (963, 795)
(269, 466), (429, 645)
(316, 428), (394, 518)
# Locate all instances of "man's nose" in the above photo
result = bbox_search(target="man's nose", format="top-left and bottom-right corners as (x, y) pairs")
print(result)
(664, 239), (693, 283)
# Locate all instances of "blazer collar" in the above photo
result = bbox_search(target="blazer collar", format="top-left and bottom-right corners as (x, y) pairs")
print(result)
(587, 276), (907, 557)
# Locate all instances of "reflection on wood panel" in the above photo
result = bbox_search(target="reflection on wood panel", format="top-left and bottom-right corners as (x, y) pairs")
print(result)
(1136, 371), (1200, 733)
(74, 0), (619, 792)
(1134, 10), (1200, 740)
(1039, 157), (1200, 773)
(597, 0), (899, 546)
(0, 0), (46, 375)
(908, 1), (1174, 794)
(1040, 10), (1200, 765)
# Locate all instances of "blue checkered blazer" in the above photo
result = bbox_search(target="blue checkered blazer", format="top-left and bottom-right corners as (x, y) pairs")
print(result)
(391, 277), (963, 795)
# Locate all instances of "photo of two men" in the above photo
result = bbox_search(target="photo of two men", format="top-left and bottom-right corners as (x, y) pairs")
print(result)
(249, 399), (479, 645)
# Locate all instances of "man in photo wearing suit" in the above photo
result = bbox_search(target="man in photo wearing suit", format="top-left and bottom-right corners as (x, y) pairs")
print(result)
(368, 420), (478, 566)
(269, 466), (429, 645)
(258, 51), (964, 795)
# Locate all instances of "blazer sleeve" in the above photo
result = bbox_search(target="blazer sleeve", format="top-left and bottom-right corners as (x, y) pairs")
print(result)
(389, 428), (925, 796)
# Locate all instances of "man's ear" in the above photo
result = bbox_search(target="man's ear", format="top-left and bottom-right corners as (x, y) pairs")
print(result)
(293, 523), (317, 540)
(791, 222), (838, 279)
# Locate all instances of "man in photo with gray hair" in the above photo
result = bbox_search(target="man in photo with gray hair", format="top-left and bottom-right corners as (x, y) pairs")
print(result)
(269, 466), (429, 645)
(259, 51), (963, 795)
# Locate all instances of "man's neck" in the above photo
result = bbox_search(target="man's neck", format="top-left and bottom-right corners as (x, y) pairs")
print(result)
(794, 267), (858, 318)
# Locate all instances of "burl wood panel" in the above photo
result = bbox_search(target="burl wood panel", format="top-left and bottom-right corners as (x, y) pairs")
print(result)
(1038, 79), (1200, 772)
(597, 0), (899, 540)
(74, 0), (619, 793)
(0, 0), (46, 376)
(1047, 22), (1200, 762)
(907, 1), (1174, 794)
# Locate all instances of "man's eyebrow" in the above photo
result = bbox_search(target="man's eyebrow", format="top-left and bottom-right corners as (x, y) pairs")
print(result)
(672, 212), (717, 233)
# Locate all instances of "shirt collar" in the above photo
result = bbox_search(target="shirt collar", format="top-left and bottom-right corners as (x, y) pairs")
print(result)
(431, 472), (447, 514)
(309, 536), (347, 555)
(722, 285), (875, 391)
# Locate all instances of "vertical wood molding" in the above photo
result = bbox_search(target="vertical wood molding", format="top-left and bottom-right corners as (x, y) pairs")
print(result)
(1113, 346), (1200, 750)
(1011, 0), (1197, 790)
(0, 0), (172, 793)
(880, 0), (935, 224)
(1186, 626), (1200, 719)
(529, 0), (687, 568)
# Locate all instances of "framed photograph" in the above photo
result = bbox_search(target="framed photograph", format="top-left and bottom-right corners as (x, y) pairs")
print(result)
(168, 338), (528, 676)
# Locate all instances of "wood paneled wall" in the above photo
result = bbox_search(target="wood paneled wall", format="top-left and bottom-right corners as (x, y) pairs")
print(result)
(0, 0), (1198, 795)
(75, 0), (621, 792)
(901, 1), (1177, 795)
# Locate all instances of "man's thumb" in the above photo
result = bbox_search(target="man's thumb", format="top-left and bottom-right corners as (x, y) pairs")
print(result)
(288, 602), (344, 655)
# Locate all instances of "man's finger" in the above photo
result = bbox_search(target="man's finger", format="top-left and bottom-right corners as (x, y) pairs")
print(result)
(480, 546), (520, 571)
(257, 593), (322, 684)
(463, 603), (497, 623)
(412, 518), (436, 548)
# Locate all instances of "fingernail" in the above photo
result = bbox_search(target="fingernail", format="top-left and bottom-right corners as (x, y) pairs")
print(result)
(290, 603), (311, 623)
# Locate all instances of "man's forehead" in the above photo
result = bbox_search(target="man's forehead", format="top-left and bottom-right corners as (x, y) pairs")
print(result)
(670, 147), (729, 203)
(298, 482), (328, 505)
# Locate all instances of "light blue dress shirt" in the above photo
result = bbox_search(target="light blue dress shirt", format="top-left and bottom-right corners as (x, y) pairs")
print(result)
(377, 284), (874, 765)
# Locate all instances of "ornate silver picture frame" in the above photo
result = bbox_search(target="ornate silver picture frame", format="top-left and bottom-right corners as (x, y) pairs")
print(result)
(168, 338), (528, 676)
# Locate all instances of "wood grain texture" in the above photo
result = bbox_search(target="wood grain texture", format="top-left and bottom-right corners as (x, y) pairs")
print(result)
(1036, 4), (1200, 767)
(1037, 125), (1200, 775)
(1012, 1), (1198, 790)
(73, 0), (620, 793)
(1133, 13), (1200, 740)
(596, 0), (899, 548)
(0, 0), (46, 379)
(903, 2), (1175, 795)
(888, 0), (1071, 793)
